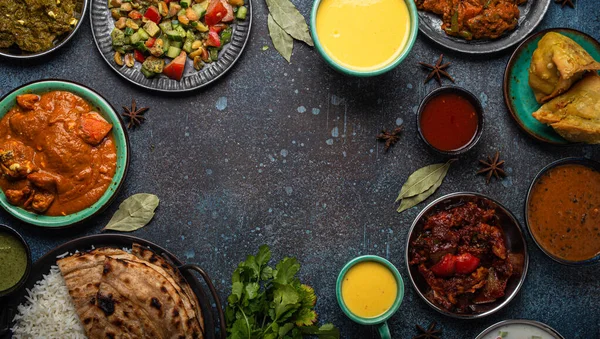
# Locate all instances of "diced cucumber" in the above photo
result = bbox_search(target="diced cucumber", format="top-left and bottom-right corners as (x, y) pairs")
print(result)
(121, 44), (134, 52)
(177, 9), (186, 17)
(142, 56), (165, 73)
(220, 27), (232, 45)
(197, 0), (209, 11)
(140, 67), (156, 78)
(183, 32), (194, 53)
(134, 41), (148, 53)
(124, 27), (134, 36)
(191, 4), (206, 18)
(208, 47), (218, 61)
(171, 19), (180, 29)
(236, 6), (247, 20)
(162, 37), (171, 52)
(175, 25), (186, 37)
(191, 21), (208, 32)
(180, 0), (191, 8)
(129, 31), (141, 44)
(166, 30), (183, 41)
(143, 21), (161, 37)
(171, 40), (183, 48)
(111, 28), (125, 46)
(166, 46), (181, 58)
(123, 36), (131, 45)
(137, 28), (150, 40)
(159, 21), (172, 33)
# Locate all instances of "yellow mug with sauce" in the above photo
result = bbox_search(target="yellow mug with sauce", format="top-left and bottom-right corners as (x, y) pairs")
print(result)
(336, 255), (404, 338)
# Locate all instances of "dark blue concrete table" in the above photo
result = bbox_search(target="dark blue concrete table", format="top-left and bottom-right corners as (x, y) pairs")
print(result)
(1, 1), (599, 338)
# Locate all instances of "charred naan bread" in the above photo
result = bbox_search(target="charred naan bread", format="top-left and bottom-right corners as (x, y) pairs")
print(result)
(57, 245), (205, 339)
(57, 248), (137, 333)
(533, 73), (600, 143)
(529, 32), (600, 103)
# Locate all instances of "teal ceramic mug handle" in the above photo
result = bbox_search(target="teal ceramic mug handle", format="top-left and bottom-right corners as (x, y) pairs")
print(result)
(378, 321), (391, 339)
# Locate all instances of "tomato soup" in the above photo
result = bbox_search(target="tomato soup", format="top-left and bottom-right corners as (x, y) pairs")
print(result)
(419, 92), (479, 151)
(316, 0), (411, 71)
(341, 261), (397, 318)
(528, 164), (600, 262)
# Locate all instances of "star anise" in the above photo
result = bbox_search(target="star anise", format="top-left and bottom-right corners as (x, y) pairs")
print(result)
(122, 98), (149, 129)
(477, 151), (506, 184)
(419, 54), (455, 86)
(413, 321), (442, 339)
(376, 126), (403, 151)
(555, 0), (574, 8)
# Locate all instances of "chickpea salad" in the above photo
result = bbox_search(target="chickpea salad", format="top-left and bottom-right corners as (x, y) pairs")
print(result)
(109, 0), (247, 81)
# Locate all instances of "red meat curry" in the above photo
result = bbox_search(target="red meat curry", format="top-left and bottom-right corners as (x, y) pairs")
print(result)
(409, 201), (524, 314)
(0, 91), (116, 216)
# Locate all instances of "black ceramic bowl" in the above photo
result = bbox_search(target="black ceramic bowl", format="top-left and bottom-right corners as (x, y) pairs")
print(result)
(405, 192), (529, 319)
(416, 86), (484, 156)
(0, 224), (32, 298)
(525, 157), (600, 266)
(0, 0), (88, 59)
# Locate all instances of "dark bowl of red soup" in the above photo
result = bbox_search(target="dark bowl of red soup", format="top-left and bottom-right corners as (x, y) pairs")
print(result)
(417, 86), (484, 156)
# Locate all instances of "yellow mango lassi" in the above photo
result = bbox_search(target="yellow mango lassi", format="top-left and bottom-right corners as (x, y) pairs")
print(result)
(341, 261), (398, 318)
(315, 0), (411, 71)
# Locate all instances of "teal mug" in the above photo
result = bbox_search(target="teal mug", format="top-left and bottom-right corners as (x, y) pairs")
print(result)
(336, 255), (404, 338)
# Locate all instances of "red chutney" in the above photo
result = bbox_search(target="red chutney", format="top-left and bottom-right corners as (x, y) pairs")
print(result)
(420, 93), (479, 151)
(528, 164), (600, 262)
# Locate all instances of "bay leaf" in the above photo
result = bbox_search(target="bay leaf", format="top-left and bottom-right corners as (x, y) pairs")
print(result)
(265, 0), (314, 47)
(396, 160), (454, 213)
(268, 14), (293, 63)
(395, 159), (456, 202)
(103, 193), (159, 232)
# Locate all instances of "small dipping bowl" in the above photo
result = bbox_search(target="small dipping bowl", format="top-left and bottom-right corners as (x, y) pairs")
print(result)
(310, 0), (418, 76)
(525, 157), (600, 266)
(417, 86), (484, 156)
(336, 255), (404, 338)
(0, 224), (32, 298)
(475, 319), (565, 339)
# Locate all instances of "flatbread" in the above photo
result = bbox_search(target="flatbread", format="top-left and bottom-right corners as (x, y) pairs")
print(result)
(57, 245), (205, 339)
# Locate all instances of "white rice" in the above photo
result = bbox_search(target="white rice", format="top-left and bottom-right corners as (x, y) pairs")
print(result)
(10, 266), (87, 339)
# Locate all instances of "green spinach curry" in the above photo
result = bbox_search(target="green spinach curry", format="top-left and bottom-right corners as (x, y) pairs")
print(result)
(0, 0), (78, 52)
(0, 231), (28, 291)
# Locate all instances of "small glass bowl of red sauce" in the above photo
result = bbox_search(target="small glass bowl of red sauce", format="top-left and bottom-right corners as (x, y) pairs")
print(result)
(417, 87), (484, 155)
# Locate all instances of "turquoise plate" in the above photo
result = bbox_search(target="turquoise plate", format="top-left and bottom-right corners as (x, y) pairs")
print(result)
(503, 28), (600, 144)
(0, 80), (130, 227)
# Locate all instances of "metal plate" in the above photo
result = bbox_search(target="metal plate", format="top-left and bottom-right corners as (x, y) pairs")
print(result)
(1, 234), (222, 338)
(417, 0), (551, 55)
(90, 0), (252, 92)
(0, 0), (88, 59)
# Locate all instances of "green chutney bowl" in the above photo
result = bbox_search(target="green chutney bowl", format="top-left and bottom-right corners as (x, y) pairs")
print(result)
(336, 255), (404, 338)
(310, 0), (418, 77)
(0, 80), (130, 228)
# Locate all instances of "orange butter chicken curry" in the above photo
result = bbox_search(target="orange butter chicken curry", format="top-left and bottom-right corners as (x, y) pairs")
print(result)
(0, 91), (116, 216)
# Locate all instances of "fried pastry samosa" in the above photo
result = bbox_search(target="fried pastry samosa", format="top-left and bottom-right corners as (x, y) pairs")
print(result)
(529, 32), (600, 103)
(533, 73), (600, 144)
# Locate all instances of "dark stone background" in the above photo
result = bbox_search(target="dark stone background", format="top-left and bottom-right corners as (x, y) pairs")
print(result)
(1, 1), (599, 338)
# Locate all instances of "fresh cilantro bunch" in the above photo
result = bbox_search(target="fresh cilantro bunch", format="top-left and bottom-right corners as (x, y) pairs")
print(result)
(225, 245), (340, 339)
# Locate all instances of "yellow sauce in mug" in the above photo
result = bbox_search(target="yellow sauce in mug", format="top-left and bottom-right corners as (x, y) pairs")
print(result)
(341, 261), (397, 318)
(316, 0), (410, 71)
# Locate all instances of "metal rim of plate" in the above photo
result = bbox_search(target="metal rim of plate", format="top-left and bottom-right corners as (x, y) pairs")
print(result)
(0, 234), (223, 338)
(0, 0), (89, 59)
(417, 0), (551, 55)
(475, 319), (566, 339)
(89, 0), (252, 92)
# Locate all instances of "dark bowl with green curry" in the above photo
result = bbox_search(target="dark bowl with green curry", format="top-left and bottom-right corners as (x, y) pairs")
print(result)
(0, 0), (88, 58)
(0, 224), (31, 298)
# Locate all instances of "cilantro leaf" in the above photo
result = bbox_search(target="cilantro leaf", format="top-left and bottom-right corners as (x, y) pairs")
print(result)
(298, 324), (340, 339)
(273, 257), (300, 285)
(256, 244), (272, 267)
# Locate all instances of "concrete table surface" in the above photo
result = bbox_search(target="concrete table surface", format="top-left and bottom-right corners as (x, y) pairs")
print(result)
(1, 1), (599, 338)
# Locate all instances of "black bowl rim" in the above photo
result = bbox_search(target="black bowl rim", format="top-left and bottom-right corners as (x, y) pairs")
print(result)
(0, 224), (32, 298)
(0, 78), (130, 229)
(0, 0), (89, 59)
(416, 86), (485, 156)
(475, 319), (566, 339)
(502, 27), (600, 146)
(405, 192), (530, 319)
(524, 157), (600, 266)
